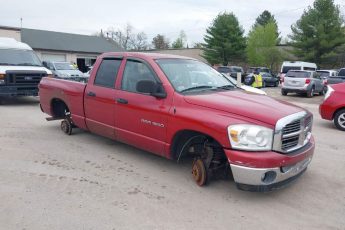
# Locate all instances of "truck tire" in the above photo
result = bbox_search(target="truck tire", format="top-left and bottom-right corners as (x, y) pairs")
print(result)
(307, 87), (315, 98)
(281, 89), (288, 96)
(334, 109), (345, 131)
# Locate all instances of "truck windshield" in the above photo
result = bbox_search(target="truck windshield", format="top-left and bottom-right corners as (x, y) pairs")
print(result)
(0, 49), (42, 66)
(282, 66), (301, 73)
(286, 71), (311, 78)
(54, 63), (75, 70)
(156, 59), (232, 93)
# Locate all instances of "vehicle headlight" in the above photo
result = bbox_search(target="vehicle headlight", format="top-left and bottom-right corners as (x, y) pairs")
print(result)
(228, 124), (273, 151)
(324, 85), (334, 101)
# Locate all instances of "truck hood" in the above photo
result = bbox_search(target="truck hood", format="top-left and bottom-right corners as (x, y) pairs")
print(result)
(183, 90), (303, 125)
(0, 65), (52, 74)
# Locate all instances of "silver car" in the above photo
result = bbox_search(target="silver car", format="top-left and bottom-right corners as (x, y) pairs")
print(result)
(281, 70), (326, 97)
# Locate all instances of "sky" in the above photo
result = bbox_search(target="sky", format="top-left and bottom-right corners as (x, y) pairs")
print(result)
(1, 0), (345, 46)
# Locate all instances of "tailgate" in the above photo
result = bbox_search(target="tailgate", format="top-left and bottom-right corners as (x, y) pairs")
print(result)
(284, 77), (306, 87)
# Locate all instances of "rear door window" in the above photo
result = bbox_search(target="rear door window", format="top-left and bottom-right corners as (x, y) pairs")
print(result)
(94, 59), (122, 88)
(286, 71), (311, 78)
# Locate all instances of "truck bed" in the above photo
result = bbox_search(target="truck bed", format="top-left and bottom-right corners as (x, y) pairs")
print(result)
(39, 77), (87, 128)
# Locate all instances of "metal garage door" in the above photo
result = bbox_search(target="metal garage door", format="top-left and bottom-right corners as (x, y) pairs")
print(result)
(41, 53), (66, 62)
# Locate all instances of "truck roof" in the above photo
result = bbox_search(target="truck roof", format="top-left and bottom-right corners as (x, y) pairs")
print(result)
(0, 37), (33, 50)
(101, 52), (197, 61)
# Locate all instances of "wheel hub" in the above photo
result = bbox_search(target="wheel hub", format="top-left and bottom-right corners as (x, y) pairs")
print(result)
(338, 114), (345, 128)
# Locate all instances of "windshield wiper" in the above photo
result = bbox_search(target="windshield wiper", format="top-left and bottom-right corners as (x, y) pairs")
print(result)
(180, 85), (214, 93)
(0, 63), (16, 66)
(216, 84), (235, 90)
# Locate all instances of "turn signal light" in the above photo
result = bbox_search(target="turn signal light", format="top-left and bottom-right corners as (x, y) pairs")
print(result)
(46, 74), (54, 78)
(0, 74), (5, 80)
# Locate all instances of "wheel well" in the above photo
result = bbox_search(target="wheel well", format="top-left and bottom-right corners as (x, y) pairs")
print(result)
(171, 130), (225, 161)
(333, 107), (345, 119)
(51, 99), (69, 118)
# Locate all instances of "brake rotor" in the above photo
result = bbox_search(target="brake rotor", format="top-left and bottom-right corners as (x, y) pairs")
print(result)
(61, 119), (72, 135)
(192, 158), (207, 186)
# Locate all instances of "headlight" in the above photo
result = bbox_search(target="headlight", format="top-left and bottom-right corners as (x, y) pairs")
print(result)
(324, 85), (334, 101)
(228, 124), (273, 151)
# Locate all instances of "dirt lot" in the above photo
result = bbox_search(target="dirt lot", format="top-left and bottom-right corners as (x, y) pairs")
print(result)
(0, 88), (344, 230)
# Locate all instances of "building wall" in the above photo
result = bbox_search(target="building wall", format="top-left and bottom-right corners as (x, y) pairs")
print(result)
(34, 50), (98, 64)
(0, 28), (21, 41)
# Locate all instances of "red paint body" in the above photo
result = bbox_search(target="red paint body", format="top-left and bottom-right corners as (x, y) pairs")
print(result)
(39, 52), (314, 169)
(319, 83), (345, 120)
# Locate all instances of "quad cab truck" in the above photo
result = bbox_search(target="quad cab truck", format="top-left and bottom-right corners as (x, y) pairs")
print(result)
(39, 52), (315, 192)
(0, 38), (52, 97)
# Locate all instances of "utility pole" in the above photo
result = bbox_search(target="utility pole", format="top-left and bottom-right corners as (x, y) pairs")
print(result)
(20, 18), (23, 28)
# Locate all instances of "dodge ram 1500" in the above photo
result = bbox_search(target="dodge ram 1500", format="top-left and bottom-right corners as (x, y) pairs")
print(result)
(39, 52), (315, 192)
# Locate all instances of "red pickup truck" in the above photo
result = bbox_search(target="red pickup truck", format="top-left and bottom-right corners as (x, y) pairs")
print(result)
(39, 52), (315, 192)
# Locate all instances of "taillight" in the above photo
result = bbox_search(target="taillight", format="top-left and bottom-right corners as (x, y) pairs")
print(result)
(305, 79), (311, 84)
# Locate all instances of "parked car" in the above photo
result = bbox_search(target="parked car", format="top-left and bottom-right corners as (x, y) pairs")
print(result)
(222, 73), (267, 95)
(247, 67), (271, 74)
(280, 61), (317, 83)
(326, 68), (345, 85)
(216, 66), (244, 81)
(261, 72), (279, 87)
(42, 61), (88, 83)
(0, 37), (52, 97)
(39, 52), (315, 192)
(319, 83), (345, 131)
(281, 70), (326, 97)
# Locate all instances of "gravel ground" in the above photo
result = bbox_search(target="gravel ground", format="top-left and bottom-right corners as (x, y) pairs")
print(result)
(0, 88), (344, 230)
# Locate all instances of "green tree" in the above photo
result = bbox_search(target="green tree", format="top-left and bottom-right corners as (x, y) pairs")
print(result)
(246, 21), (282, 69)
(253, 10), (280, 42)
(172, 30), (187, 48)
(152, 34), (170, 49)
(289, 0), (345, 66)
(202, 12), (246, 65)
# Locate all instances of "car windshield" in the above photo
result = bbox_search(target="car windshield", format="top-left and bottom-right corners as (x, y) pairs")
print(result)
(156, 59), (233, 93)
(286, 71), (311, 78)
(230, 67), (242, 72)
(0, 49), (42, 66)
(282, 66), (301, 73)
(54, 62), (75, 70)
(217, 67), (231, 73)
(316, 71), (330, 77)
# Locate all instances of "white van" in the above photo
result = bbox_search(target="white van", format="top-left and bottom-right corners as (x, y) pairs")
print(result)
(280, 61), (317, 82)
(0, 37), (52, 97)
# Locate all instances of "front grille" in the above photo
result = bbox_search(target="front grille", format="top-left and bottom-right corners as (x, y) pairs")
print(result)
(282, 120), (301, 135)
(5, 71), (47, 86)
(273, 112), (313, 154)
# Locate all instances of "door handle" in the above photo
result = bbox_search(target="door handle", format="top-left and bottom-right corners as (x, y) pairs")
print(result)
(116, 98), (128, 104)
(87, 91), (96, 97)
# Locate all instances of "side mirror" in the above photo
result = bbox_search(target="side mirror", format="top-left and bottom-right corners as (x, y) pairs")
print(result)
(136, 80), (167, 98)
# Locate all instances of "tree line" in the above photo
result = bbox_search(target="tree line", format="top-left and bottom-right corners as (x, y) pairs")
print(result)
(96, 0), (345, 68)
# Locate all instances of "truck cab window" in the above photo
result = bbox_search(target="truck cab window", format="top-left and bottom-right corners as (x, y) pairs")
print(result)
(94, 59), (121, 88)
(121, 60), (156, 93)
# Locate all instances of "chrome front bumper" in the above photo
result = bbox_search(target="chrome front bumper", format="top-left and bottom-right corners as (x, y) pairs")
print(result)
(230, 156), (312, 192)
